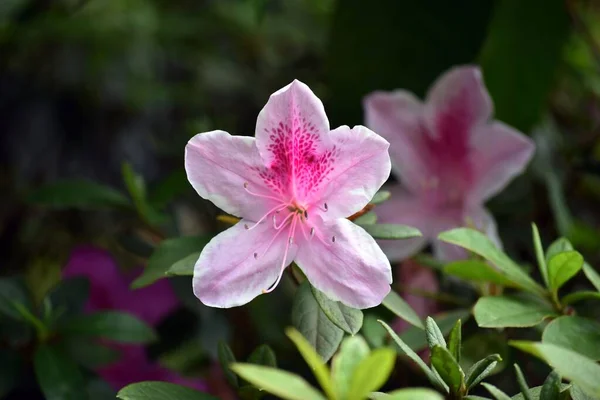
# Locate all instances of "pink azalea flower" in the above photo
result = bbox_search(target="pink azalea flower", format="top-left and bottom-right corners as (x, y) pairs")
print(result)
(63, 246), (206, 392)
(185, 80), (393, 309)
(363, 66), (535, 261)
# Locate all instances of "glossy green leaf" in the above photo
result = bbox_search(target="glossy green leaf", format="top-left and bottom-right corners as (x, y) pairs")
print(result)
(514, 364), (532, 400)
(540, 371), (561, 400)
(370, 190), (391, 205)
(425, 317), (447, 350)
(370, 388), (444, 400)
(545, 238), (573, 264)
(511, 341), (600, 397)
(332, 335), (370, 400)
(285, 327), (335, 400)
(561, 291), (600, 305)
(583, 263), (600, 292)
(231, 364), (326, 400)
(311, 285), (363, 334)
(431, 345), (464, 395)
(473, 296), (556, 328)
(448, 319), (461, 364)
(438, 228), (546, 296)
(465, 354), (502, 390)
(28, 179), (130, 209)
(132, 236), (210, 288)
(444, 260), (518, 287)
(247, 344), (277, 368)
(542, 316), (600, 360)
(34, 345), (86, 400)
(547, 251), (584, 292)
(60, 311), (157, 343)
(382, 290), (424, 329)
(117, 381), (218, 399)
(348, 348), (396, 400)
(217, 341), (238, 388)
(0, 349), (23, 397)
(482, 383), (511, 400)
(531, 224), (549, 287)
(165, 252), (199, 277)
(361, 224), (422, 240)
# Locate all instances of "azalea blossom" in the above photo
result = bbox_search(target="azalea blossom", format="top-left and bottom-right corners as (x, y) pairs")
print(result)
(364, 66), (535, 261)
(185, 80), (392, 309)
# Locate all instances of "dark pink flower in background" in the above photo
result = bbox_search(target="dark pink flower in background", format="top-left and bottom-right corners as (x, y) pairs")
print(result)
(63, 246), (206, 392)
(364, 65), (535, 261)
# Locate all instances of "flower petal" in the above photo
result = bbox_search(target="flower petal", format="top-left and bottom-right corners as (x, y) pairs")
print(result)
(373, 185), (430, 261)
(185, 130), (278, 220)
(363, 90), (431, 192)
(193, 220), (297, 308)
(316, 125), (391, 219)
(424, 65), (492, 140)
(295, 218), (392, 309)
(469, 121), (535, 203)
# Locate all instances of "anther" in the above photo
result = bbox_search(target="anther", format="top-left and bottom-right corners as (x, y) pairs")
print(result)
(253, 252), (258, 259)
(331, 236), (336, 243)
(289, 237), (294, 244)
(324, 203), (328, 211)
(304, 210), (308, 219)
(243, 182), (249, 188)
(310, 227), (315, 237)
(244, 224), (249, 230)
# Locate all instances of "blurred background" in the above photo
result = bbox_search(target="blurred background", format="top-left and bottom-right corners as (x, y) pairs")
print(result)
(1, 0), (600, 399)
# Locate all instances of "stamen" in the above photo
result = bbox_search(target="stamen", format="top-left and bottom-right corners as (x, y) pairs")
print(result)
(324, 203), (328, 211)
(332, 236), (336, 243)
(253, 252), (258, 259)
(262, 215), (298, 294)
(274, 212), (294, 230)
(316, 203), (329, 212)
(245, 203), (290, 231)
(244, 224), (249, 230)
(304, 210), (308, 219)
(306, 225), (333, 247)
(310, 227), (315, 237)
(243, 182), (285, 203)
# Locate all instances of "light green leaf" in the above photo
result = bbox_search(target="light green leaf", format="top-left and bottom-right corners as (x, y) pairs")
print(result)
(444, 260), (518, 287)
(285, 327), (335, 400)
(361, 224), (422, 240)
(561, 291), (600, 305)
(571, 384), (597, 400)
(28, 179), (130, 209)
(398, 310), (470, 352)
(247, 344), (277, 368)
(448, 319), (461, 364)
(510, 341), (600, 397)
(231, 364), (326, 400)
(291, 282), (343, 362)
(117, 381), (218, 400)
(382, 291), (424, 329)
(545, 238), (573, 264)
(348, 348), (396, 400)
(425, 317), (447, 350)
(165, 252), (200, 277)
(361, 314), (387, 348)
(431, 345), (464, 395)
(531, 224), (549, 288)
(514, 364), (532, 400)
(332, 335), (370, 400)
(132, 236), (210, 288)
(34, 345), (86, 400)
(465, 354), (502, 390)
(311, 285), (363, 335)
(354, 211), (378, 225)
(482, 383), (511, 400)
(540, 371), (561, 400)
(542, 316), (600, 360)
(438, 228), (546, 296)
(370, 388), (444, 400)
(370, 190), (391, 205)
(473, 296), (556, 328)
(60, 311), (157, 343)
(217, 341), (238, 388)
(547, 251), (583, 292)
(583, 263), (600, 292)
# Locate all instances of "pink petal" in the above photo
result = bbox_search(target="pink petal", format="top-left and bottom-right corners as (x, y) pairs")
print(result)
(373, 185), (430, 262)
(363, 90), (431, 192)
(193, 220), (297, 308)
(185, 130), (277, 220)
(295, 217), (392, 309)
(469, 122), (535, 203)
(424, 65), (492, 139)
(317, 125), (391, 220)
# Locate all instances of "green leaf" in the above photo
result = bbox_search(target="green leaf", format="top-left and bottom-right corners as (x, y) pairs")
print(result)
(148, 169), (189, 210)
(247, 344), (277, 368)
(332, 335), (370, 400)
(444, 260), (518, 287)
(348, 348), (396, 400)
(478, 0), (570, 132)
(398, 310), (470, 352)
(0, 349), (23, 397)
(230, 364), (326, 400)
(540, 371), (561, 400)
(28, 179), (130, 209)
(511, 385), (571, 400)
(425, 317), (447, 350)
(117, 381), (218, 400)
(34, 345), (86, 400)
(547, 251), (584, 292)
(311, 285), (364, 335)
(461, 332), (507, 378)
(431, 345), (464, 395)
(531, 224), (549, 288)
(542, 316), (600, 360)
(285, 327), (335, 400)
(448, 319), (461, 364)
(45, 277), (90, 323)
(545, 238), (573, 264)
(165, 252), (200, 277)
(510, 341), (600, 397)
(438, 228), (546, 296)
(370, 388), (444, 400)
(561, 291), (600, 305)
(87, 379), (116, 400)
(370, 190), (391, 205)
(465, 354), (502, 390)
(354, 211), (377, 225)
(0, 277), (32, 320)
(582, 263), (600, 292)
(378, 320), (446, 391)
(514, 364), (532, 400)
(217, 341), (238, 388)
(291, 282), (343, 362)
(473, 296), (556, 328)
(132, 236), (210, 288)
(62, 338), (121, 369)
(571, 384), (597, 400)
(361, 224), (422, 240)
(382, 290), (424, 329)
(60, 311), (157, 343)
(482, 383), (512, 400)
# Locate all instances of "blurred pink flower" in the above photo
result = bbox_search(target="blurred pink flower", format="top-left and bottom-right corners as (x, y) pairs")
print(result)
(63, 246), (206, 392)
(185, 80), (392, 309)
(364, 65), (535, 261)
